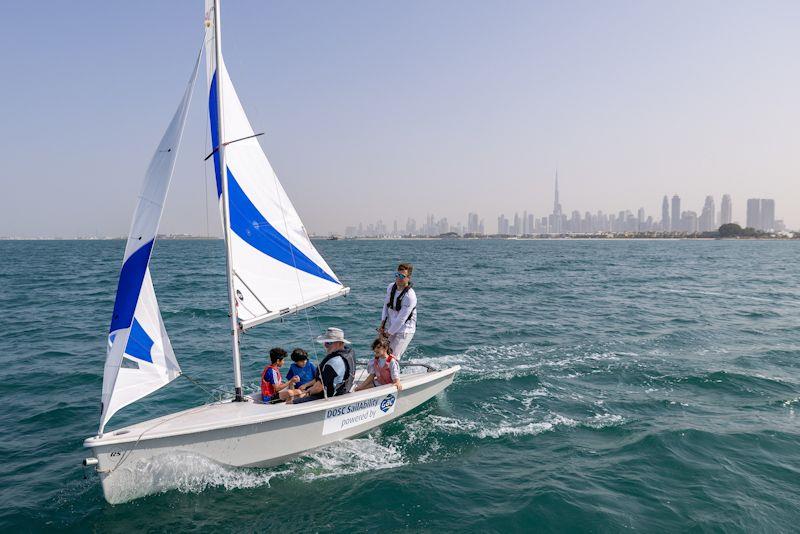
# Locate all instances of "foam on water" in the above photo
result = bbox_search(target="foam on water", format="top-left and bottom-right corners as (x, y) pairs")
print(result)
(104, 453), (287, 504)
(103, 435), (405, 504)
(295, 436), (405, 480)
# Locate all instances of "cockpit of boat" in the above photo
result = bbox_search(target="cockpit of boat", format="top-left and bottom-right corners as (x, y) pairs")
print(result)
(252, 360), (439, 405)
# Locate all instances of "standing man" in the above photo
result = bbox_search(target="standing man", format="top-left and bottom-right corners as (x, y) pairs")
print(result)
(379, 263), (417, 359)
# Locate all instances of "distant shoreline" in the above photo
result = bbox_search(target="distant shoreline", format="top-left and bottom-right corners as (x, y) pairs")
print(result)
(1, 235), (797, 242)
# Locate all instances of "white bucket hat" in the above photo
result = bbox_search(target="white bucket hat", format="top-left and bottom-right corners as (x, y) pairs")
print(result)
(315, 327), (350, 344)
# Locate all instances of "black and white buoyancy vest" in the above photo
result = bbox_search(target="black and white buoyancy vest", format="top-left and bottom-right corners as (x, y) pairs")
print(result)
(387, 282), (416, 323)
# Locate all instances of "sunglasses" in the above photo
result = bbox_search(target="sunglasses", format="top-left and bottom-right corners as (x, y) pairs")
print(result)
(395, 272), (408, 279)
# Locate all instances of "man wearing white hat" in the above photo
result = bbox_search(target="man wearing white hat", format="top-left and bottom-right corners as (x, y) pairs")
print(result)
(291, 327), (356, 403)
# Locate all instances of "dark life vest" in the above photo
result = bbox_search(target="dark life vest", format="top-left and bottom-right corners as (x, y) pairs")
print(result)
(316, 346), (355, 397)
(387, 282), (416, 323)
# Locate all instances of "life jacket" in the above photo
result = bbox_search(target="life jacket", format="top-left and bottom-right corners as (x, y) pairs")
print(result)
(387, 282), (416, 323)
(317, 347), (355, 397)
(260, 364), (282, 400)
(374, 354), (396, 385)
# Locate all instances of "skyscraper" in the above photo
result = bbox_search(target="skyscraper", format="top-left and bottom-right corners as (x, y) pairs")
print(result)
(497, 214), (509, 234)
(746, 198), (776, 231)
(761, 199), (775, 231)
(684, 211), (698, 233)
(467, 212), (479, 234)
(746, 199), (761, 229)
(661, 195), (670, 231)
(699, 195), (715, 232)
(720, 194), (732, 225)
(552, 171), (563, 233)
(671, 195), (681, 232)
(571, 210), (581, 232)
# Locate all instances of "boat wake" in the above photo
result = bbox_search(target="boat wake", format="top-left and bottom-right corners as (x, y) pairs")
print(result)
(294, 436), (405, 480)
(105, 437), (406, 502)
(101, 453), (282, 503)
(106, 343), (632, 503)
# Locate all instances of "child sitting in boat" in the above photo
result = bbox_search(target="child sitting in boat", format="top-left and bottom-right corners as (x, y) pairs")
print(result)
(285, 348), (316, 388)
(261, 348), (306, 403)
(355, 337), (403, 391)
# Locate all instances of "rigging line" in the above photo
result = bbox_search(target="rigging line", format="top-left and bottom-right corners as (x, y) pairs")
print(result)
(182, 372), (231, 399)
(270, 163), (320, 364)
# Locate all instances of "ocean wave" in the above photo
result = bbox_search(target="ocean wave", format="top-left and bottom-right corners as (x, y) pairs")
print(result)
(655, 370), (798, 395)
(396, 408), (625, 444)
(408, 343), (631, 383)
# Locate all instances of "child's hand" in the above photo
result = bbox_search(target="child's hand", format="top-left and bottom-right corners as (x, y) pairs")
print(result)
(291, 376), (300, 383)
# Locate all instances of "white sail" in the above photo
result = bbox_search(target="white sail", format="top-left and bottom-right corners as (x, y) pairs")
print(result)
(204, 2), (348, 331)
(99, 54), (201, 433)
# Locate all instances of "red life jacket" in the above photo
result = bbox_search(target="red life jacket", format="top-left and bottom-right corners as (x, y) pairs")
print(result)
(261, 364), (282, 400)
(374, 355), (396, 385)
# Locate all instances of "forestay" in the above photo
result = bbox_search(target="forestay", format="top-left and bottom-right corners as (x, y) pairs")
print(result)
(99, 54), (201, 434)
(204, 1), (348, 331)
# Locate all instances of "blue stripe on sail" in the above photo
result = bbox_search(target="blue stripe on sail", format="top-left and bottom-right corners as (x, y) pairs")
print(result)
(109, 240), (154, 333)
(208, 72), (223, 197)
(207, 70), (338, 285)
(125, 318), (154, 363)
(228, 171), (339, 284)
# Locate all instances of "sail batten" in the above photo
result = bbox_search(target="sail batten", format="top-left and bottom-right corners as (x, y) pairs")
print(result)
(99, 51), (201, 433)
(204, 9), (347, 329)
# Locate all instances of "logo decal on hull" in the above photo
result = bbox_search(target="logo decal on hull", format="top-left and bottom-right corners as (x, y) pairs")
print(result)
(322, 393), (397, 435)
(380, 394), (395, 413)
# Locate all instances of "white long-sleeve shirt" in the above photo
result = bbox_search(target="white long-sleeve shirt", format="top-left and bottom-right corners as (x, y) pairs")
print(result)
(381, 282), (417, 335)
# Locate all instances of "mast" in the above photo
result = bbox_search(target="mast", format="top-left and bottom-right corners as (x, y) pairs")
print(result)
(212, 0), (244, 402)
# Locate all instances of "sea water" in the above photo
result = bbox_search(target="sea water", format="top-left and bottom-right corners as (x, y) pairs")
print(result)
(1, 239), (799, 531)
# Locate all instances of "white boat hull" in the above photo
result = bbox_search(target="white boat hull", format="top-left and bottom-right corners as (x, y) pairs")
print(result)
(84, 366), (458, 504)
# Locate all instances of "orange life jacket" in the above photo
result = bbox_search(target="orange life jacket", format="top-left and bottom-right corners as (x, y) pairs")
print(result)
(261, 364), (282, 400)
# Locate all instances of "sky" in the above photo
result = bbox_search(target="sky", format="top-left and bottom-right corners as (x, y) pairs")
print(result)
(1, 0), (799, 237)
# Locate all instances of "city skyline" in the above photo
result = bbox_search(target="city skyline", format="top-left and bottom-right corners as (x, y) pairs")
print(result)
(342, 174), (788, 237)
(2, 2), (800, 238)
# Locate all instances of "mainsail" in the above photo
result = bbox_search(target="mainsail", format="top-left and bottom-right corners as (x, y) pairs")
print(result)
(99, 54), (201, 433)
(204, 2), (348, 332)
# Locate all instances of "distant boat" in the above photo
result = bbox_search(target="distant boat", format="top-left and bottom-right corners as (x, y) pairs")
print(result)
(82, 0), (458, 505)
(327, 235), (340, 240)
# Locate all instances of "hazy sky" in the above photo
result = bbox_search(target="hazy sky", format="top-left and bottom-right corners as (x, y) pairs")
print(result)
(2, 0), (798, 237)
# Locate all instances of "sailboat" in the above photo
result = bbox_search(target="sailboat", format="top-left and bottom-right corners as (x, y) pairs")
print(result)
(82, 0), (459, 505)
